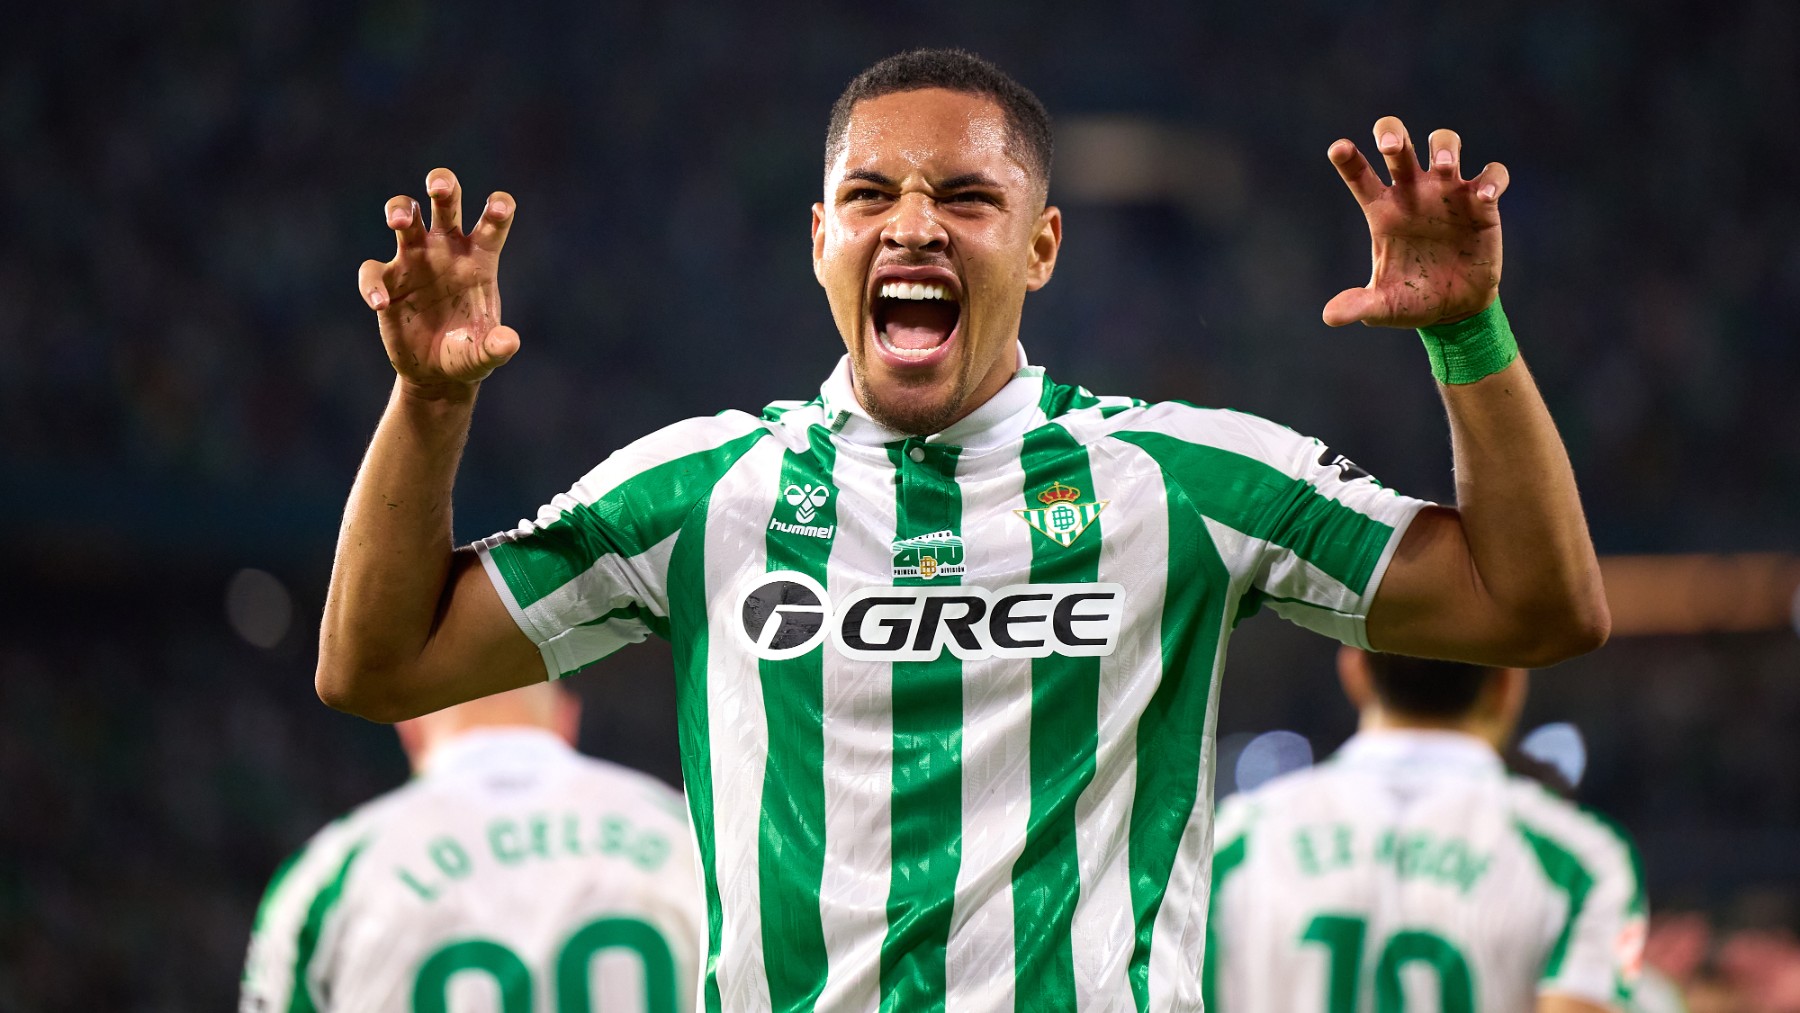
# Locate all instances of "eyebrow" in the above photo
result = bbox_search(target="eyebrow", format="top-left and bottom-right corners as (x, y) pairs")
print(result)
(839, 169), (1004, 192)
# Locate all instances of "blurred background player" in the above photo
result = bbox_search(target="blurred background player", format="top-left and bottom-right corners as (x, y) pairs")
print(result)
(1205, 648), (1646, 1013)
(239, 683), (702, 1012)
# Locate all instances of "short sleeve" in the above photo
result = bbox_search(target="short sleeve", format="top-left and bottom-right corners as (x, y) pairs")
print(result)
(1250, 428), (1432, 647)
(474, 414), (767, 679)
(1517, 808), (1648, 1011)
(240, 823), (366, 1013)
(1107, 404), (1431, 648)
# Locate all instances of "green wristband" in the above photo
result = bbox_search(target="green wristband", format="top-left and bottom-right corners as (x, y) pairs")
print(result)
(1417, 298), (1518, 385)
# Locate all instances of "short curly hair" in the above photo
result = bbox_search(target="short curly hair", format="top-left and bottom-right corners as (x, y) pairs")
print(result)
(824, 48), (1053, 195)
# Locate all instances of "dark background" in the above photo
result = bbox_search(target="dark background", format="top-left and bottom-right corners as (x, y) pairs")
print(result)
(3, 1), (1797, 1008)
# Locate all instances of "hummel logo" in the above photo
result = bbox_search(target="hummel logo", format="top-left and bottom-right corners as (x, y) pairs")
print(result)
(785, 484), (830, 524)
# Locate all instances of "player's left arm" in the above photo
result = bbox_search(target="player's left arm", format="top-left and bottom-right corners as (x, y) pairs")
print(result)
(1324, 116), (1609, 667)
(240, 826), (365, 1012)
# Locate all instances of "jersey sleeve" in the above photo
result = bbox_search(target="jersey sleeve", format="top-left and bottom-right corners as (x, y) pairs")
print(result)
(474, 413), (768, 679)
(1112, 404), (1432, 648)
(240, 822), (367, 1013)
(1518, 809), (1648, 1011)
(1255, 428), (1430, 647)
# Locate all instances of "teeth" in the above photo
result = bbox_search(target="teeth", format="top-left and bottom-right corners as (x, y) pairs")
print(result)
(876, 330), (944, 359)
(878, 281), (953, 301)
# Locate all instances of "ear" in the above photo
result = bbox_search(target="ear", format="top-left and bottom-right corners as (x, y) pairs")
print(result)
(1489, 668), (1529, 741)
(552, 688), (583, 748)
(1337, 645), (1376, 711)
(1024, 204), (1063, 291)
(395, 719), (428, 774)
(811, 203), (827, 285)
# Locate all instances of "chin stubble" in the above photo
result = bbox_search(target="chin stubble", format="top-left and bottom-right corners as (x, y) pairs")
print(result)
(852, 351), (970, 438)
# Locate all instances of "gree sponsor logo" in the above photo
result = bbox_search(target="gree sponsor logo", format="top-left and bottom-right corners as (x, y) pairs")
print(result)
(735, 571), (1125, 662)
(737, 573), (830, 661)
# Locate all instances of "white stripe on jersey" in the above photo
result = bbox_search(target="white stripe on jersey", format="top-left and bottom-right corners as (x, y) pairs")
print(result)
(1069, 439), (1167, 1008)
(942, 438), (1034, 1013)
(816, 440), (899, 1013)
(701, 437), (787, 1012)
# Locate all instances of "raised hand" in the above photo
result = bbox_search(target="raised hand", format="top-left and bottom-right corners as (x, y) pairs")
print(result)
(1323, 116), (1510, 329)
(358, 169), (519, 393)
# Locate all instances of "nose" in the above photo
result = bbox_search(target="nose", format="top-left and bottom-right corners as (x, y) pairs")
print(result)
(881, 192), (948, 253)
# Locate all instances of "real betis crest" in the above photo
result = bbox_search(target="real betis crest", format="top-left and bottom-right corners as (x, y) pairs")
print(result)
(1015, 480), (1108, 548)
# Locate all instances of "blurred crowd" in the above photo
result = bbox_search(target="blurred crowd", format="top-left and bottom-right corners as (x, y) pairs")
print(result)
(1645, 911), (1800, 1013)
(4, 0), (1798, 1009)
(4, 1), (1797, 561)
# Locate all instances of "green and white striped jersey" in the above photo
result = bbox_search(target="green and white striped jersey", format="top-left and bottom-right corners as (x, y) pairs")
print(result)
(240, 730), (703, 1013)
(1205, 731), (1647, 1013)
(474, 352), (1428, 1012)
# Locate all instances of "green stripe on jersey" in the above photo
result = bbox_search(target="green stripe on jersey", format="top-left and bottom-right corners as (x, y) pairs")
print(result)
(1010, 423), (1103, 1008)
(1202, 833), (1250, 1013)
(249, 842), (309, 937)
(1113, 432), (1394, 594)
(758, 427), (838, 1011)
(1123, 448), (1235, 1013)
(487, 431), (767, 610)
(880, 439), (965, 1013)
(1039, 380), (1102, 417)
(1575, 798), (1647, 916)
(286, 841), (366, 1013)
(1515, 819), (1596, 982)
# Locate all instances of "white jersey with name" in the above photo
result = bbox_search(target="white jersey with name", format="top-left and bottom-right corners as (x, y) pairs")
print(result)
(1207, 731), (1646, 1012)
(241, 729), (703, 1013)
(472, 349), (1431, 1012)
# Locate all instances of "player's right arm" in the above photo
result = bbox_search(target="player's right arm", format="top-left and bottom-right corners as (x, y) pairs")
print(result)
(317, 169), (542, 722)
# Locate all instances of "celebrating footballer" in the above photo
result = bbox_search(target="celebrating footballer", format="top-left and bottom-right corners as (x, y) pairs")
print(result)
(321, 48), (1609, 1011)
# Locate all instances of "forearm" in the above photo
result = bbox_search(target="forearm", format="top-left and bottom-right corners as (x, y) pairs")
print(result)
(1441, 355), (1610, 652)
(317, 379), (476, 711)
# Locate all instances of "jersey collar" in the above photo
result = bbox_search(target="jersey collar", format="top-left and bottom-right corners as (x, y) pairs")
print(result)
(1333, 729), (1504, 778)
(818, 343), (1048, 451)
(420, 727), (574, 779)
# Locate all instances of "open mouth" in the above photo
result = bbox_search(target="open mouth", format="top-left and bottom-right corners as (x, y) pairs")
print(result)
(872, 280), (962, 364)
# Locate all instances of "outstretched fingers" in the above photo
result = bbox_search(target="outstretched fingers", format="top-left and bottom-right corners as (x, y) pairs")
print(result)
(1328, 139), (1385, 207)
(426, 168), (463, 234)
(358, 259), (390, 311)
(386, 195), (425, 252)
(440, 323), (521, 381)
(470, 192), (515, 253)
(1469, 161), (1510, 225)
(1428, 128), (1462, 179)
(1322, 287), (1388, 328)
(1470, 161), (1510, 203)
(1373, 116), (1420, 185)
